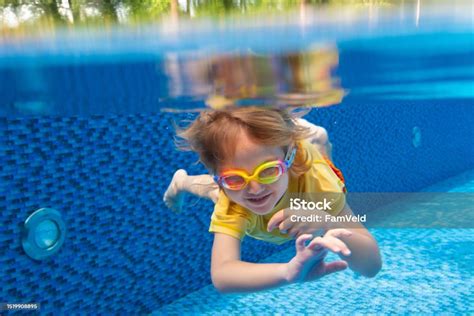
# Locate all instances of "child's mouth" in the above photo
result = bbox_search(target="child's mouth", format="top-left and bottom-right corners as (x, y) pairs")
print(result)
(246, 193), (272, 206)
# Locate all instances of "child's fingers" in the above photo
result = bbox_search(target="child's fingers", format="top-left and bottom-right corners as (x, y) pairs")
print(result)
(306, 259), (347, 280)
(307, 236), (330, 251)
(325, 236), (351, 256)
(308, 236), (346, 255)
(295, 234), (314, 252)
(287, 227), (301, 238)
(312, 248), (328, 261)
(267, 210), (285, 232)
(279, 217), (296, 234)
(323, 260), (348, 276)
(325, 228), (352, 238)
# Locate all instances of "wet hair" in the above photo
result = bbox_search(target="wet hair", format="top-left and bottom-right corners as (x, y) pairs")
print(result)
(175, 106), (314, 177)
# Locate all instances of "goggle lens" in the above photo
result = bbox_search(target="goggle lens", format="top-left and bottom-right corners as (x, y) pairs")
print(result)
(222, 175), (246, 190)
(258, 165), (283, 181)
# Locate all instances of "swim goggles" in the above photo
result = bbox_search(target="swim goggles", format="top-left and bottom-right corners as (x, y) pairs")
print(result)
(215, 146), (297, 191)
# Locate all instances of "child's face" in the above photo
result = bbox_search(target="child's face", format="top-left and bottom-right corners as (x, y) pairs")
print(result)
(218, 130), (289, 215)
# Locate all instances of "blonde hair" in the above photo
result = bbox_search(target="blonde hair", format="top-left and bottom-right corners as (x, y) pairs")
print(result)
(176, 107), (314, 177)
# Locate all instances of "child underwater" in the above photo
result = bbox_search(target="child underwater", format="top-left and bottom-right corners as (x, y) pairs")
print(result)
(164, 107), (381, 293)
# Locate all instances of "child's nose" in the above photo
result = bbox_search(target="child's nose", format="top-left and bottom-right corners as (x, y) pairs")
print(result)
(247, 180), (265, 194)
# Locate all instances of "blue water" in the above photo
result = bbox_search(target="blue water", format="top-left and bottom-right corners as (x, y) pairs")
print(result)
(154, 170), (474, 315)
(1, 4), (473, 315)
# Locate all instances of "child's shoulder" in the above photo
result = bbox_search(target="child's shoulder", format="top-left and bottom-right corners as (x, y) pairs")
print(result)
(297, 140), (345, 193)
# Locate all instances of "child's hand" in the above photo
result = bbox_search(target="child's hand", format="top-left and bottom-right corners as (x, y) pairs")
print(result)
(285, 229), (352, 283)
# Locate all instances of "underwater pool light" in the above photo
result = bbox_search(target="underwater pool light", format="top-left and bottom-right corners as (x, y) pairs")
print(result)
(22, 208), (66, 261)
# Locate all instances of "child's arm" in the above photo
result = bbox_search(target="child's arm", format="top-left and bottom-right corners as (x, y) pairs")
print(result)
(211, 233), (288, 293)
(211, 231), (351, 293)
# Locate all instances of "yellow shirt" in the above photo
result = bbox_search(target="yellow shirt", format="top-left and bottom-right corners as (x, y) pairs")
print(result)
(209, 140), (346, 245)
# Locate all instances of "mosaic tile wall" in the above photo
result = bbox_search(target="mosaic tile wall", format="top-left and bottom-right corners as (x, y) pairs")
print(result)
(1, 98), (472, 314)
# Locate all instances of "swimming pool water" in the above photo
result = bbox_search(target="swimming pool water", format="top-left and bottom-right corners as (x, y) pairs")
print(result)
(1, 4), (473, 314)
(153, 170), (474, 315)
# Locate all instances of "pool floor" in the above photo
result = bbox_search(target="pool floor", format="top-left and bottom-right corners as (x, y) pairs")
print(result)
(153, 170), (474, 315)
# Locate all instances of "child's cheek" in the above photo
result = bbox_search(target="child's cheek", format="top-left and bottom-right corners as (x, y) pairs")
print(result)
(269, 174), (290, 205)
(223, 188), (244, 205)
